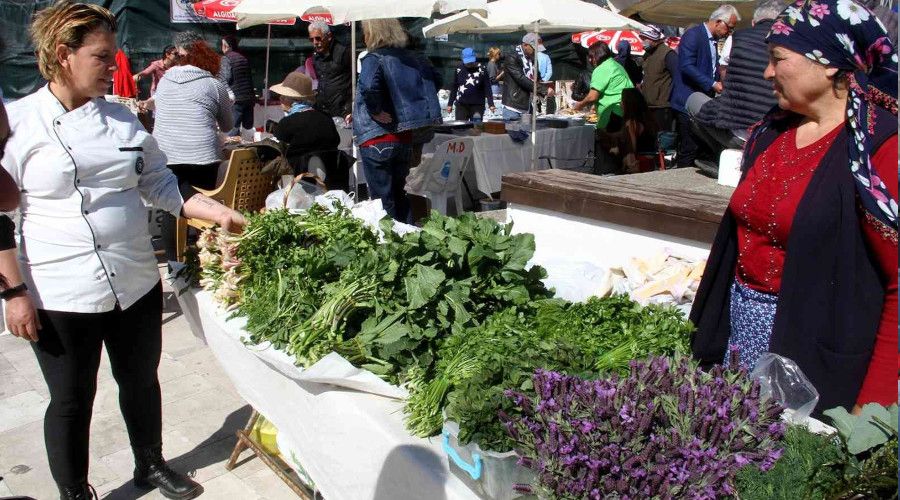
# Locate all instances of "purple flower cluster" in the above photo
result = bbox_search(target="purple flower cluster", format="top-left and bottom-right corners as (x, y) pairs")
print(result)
(501, 353), (785, 499)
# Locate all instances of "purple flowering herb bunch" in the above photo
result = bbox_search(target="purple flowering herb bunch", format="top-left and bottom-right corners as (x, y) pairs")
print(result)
(500, 352), (786, 499)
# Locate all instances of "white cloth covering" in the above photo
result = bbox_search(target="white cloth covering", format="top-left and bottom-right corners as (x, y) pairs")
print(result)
(174, 285), (478, 500)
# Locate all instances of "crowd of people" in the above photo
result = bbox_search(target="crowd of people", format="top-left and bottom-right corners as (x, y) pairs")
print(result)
(0, 0), (896, 499)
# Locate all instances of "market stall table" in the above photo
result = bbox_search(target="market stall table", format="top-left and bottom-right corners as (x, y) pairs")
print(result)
(424, 125), (595, 195)
(174, 285), (478, 500)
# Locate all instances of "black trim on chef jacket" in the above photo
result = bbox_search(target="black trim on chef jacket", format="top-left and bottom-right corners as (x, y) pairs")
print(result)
(52, 115), (121, 305)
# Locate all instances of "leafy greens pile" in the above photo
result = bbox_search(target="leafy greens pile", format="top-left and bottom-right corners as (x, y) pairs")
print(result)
(405, 296), (693, 451)
(196, 207), (693, 453)
(736, 403), (899, 500)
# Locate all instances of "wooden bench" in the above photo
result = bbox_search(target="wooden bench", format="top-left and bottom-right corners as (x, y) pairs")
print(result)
(501, 169), (734, 244)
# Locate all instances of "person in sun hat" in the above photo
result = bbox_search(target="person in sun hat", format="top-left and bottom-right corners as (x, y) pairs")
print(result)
(271, 71), (341, 180)
(447, 47), (495, 121)
(691, 0), (898, 414)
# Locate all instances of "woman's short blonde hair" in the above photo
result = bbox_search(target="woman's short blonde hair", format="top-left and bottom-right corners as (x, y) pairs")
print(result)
(488, 47), (501, 61)
(362, 19), (408, 50)
(31, 1), (116, 82)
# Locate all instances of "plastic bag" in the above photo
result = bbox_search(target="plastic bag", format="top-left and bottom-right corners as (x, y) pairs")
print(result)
(265, 174), (328, 211)
(250, 414), (280, 457)
(749, 352), (819, 423)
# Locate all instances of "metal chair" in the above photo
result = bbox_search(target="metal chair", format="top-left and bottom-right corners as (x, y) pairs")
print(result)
(175, 148), (275, 261)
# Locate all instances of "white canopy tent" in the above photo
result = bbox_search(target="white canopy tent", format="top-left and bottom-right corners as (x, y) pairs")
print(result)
(606, 0), (757, 28)
(421, 0), (646, 170)
(233, 0), (488, 28)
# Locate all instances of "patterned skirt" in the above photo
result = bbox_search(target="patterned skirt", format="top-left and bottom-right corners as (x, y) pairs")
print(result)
(727, 279), (779, 369)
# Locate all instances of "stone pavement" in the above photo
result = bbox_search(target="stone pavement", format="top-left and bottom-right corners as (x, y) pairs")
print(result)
(0, 268), (299, 500)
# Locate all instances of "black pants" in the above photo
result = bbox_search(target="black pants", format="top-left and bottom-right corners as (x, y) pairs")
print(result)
(161, 163), (219, 262)
(454, 103), (484, 121)
(32, 282), (164, 487)
(675, 110), (701, 168)
(593, 113), (624, 175)
(651, 107), (675, 133)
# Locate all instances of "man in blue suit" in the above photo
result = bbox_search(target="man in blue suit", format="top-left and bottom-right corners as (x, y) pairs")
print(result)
(671, 4), (740, 168)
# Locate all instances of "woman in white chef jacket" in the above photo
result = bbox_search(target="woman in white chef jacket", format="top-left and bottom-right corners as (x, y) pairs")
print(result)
(0, 3), (245, 499)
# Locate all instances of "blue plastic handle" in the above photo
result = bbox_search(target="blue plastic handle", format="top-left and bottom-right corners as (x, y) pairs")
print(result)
(442, 430), (483, 480)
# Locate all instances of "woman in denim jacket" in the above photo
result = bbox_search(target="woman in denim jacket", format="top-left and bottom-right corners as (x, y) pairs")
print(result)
(354, 19), (442, 223)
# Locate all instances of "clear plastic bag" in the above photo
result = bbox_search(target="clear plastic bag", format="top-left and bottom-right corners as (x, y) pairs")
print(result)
(749, 352), (819, 423)
(265, 174), (328, 211)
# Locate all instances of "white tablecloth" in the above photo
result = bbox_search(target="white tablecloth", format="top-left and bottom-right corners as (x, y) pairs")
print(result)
(175, 286), (476, 500)
(424, 125), (595, 195)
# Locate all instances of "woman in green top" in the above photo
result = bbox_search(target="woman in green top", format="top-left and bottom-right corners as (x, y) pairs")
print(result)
(574, 42), (634, 174)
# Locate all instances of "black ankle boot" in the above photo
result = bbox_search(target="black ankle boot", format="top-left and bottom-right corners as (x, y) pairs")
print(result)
(58, 481), (96, 500)
(133, 446), (203, 500)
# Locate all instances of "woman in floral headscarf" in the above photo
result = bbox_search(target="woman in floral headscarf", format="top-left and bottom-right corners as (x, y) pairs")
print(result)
(691, 0), (898, 414)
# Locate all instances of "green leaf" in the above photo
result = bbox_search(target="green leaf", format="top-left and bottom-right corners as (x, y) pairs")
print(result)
(448, 237), (469, 256)
(375, 320), (412, 346)
(825, 404), (895, 455)
(504, 233), (535, 270)
(404, 264), (445, 310)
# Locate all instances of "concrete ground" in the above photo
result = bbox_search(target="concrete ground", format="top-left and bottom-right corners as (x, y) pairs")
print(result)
(0, 267), (298, 500)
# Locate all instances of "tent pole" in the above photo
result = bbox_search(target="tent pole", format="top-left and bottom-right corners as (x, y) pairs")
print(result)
(351, 21), (360, 198)
(530, 23), (539, 171)
(263, 24), (271, 109)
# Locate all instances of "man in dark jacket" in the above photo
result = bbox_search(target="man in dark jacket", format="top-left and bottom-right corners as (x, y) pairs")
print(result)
(638, 25), (678, 133)
(221, 35), (255, 136)
(500, 33), (546, 122)
(670, 4), (740, 167)
(310, 21), (352, 120)
(686, 1), (781, 159)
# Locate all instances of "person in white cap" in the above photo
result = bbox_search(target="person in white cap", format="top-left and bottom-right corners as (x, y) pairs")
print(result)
(500, 33), (547, 121)
(638, 24), (678, 132)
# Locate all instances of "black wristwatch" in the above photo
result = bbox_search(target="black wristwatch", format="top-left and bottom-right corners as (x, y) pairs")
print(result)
(0, 282), (28, 300)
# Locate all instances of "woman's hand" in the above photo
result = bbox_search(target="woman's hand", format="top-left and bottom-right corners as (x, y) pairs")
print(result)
(6, 293), (41, 342)
(217, 210), (247, 234)
(371, 111), (393, 124)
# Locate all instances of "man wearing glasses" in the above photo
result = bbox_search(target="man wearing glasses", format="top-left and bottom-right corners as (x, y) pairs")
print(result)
(670, 4), (741, 169)
(309, 21), (352, 121)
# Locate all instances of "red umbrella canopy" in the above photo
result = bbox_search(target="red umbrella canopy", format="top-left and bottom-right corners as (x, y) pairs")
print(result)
(192, 0), (297, 25)
(572, 29), (644, 55)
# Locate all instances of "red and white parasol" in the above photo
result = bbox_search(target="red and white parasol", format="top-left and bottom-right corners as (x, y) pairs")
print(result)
(192, 0), (297, 25)
(572, 29), (644, 55)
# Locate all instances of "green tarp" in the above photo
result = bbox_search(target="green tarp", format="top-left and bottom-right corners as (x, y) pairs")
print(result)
(0, 0), (585, 100)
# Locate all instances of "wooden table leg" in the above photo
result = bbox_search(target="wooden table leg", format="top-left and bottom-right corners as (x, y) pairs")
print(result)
(225, 409), (259, 471)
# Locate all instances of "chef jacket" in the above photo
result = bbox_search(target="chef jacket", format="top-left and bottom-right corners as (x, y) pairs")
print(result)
(1, 85), (184, 313)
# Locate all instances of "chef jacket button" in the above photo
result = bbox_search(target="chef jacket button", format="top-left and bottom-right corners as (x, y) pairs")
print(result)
(110, 272), (116, 277)
(76, 179), (81, 184)
(96, 244), (101, 249)
(83, 210), (89, 215)
(55, 121), (61, 126)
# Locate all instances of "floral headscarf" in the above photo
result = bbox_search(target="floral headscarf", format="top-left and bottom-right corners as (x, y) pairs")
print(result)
(765, 0), (898, 229)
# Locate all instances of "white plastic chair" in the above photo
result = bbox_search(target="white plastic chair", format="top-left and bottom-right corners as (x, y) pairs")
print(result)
(408, 137), (474, 216)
